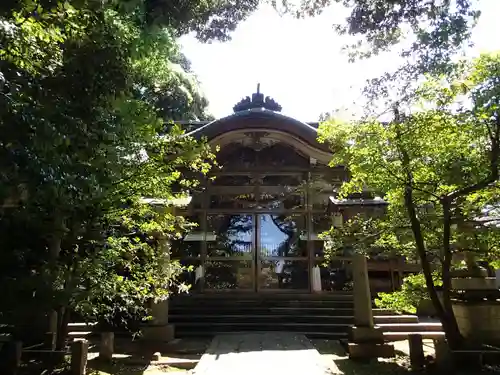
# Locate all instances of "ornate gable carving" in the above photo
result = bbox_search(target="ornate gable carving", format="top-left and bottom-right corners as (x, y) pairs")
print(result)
(233, 84), (282, 113)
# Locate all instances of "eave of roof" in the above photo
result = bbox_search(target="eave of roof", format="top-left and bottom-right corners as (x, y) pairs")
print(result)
(184, 108), (326, 151)
(177, 119), (320, 129)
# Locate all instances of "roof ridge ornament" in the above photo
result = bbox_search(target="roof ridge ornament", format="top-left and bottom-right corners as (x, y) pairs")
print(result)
(233, 83), (282, 113)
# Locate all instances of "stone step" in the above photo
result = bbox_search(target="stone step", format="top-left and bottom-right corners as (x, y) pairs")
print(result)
(169, 306), (355, 315)
(68, 322), (97, 332)
(168, 294), (403, 337)
(383, 331), (445, 341)
(170, 300), (355, 308)
(174, 323), (352, 338)
(68, 331), (93, 338)
(375, 315), (419, 324)
(0, 332), (12, 341)
(373, 308), (399, 315)
(169, 314), (417, 324)
(173, 330), (349, 339)
(170, 314), (354, 322)
(171, 292), (353, 300)
(378, 322), (443, 332)
(171, 306), (399, 317)
(173, 322), (350, 331)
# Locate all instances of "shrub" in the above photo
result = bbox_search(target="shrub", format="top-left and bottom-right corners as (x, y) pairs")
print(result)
(375, 272), (442, 314)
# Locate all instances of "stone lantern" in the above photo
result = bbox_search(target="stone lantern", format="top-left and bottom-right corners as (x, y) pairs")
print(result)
(138, 196), (192, 343)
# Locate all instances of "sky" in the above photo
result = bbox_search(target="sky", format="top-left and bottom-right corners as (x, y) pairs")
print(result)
(179, 0), (500, 122)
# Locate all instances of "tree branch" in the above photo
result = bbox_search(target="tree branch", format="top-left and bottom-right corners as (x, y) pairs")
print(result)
(393, 104), (447, 319)
(447, 104), (500, 200)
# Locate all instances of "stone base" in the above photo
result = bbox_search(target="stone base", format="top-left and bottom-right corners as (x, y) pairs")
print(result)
(348, 342), (395, 360)
(141, 324), (175, 342)
(451, 277), (496, 291)
(347, 325), (394, 360)
(349, 325), (384, 343)
(453, 300), (500, 343)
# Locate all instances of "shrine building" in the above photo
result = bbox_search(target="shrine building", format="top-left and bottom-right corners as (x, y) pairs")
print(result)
(169, 86), (418, 295)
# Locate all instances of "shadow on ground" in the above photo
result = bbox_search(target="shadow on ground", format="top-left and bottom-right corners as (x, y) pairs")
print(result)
(85, 337), (210, 375)
(312, 339), (500, 375)
(311, 339), (411, 375)
(87, 358), (151, 375)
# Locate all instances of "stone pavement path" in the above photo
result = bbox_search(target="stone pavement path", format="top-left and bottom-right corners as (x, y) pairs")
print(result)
(192, 332), (335, 375)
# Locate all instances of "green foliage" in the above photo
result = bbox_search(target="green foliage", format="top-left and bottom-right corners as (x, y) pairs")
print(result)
(375, 273), (442, 314)
(0, 0), (231, 343)
(319, 53), (500, 259)
(319, 53), (500, 345)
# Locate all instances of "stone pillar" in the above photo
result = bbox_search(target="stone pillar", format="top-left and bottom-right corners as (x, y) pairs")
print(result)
(99, 332), (114, 362)
(347, 253), (395, 359)
(433, 337), (453, 371)
(352, 254), (374, 328)
(142, 234), (175, 342)
(143, 298), (174, 342)
(71, 339), (89, 375)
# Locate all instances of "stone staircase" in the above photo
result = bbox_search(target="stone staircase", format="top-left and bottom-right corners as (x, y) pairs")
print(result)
(67, 293), (445, 342)
(67, 322), (97, 340)
(380, 322), (445, 341)
(168, 293), (444, 341)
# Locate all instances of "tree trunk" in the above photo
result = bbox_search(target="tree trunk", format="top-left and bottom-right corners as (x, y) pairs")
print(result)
(440, 259), (464, 349)
(403, 186), (463, 348)
(440, 199), (464, 349)
(439, 307), (463, 349)
(47, 213), (66, 351)
(403, 187), (443, 310)
(394, 109), (464, 349)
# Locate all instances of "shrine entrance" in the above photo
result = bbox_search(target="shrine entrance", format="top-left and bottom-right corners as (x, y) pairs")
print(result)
(171, 132), (355, 292)
(169, 86), (372, 293)
(200, 212), (310, 292)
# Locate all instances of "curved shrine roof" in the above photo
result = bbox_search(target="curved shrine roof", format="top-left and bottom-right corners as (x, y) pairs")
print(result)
(185, 108), (325, 149)
(183, 85), (329, 152)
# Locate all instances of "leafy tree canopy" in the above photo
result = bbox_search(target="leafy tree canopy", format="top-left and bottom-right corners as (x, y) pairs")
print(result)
(0, 0), (225, 348)
(319, 52), (500, 348)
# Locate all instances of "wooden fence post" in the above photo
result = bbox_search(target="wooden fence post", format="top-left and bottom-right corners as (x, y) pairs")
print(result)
(71, 339), (89, 375)
(44, 310), (58, 350)
(3, 340), (22, 375)
(408, 334), (425, 371)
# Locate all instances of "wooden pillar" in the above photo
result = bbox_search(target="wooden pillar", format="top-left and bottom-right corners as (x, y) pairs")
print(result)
(389, 258), (396, 292)
(45, 310), (57, 350)
(200, 178), (208, 292)
(408, 334), (425, 371)
(306, 171), (314, 293)
(397, 256), (404, 289)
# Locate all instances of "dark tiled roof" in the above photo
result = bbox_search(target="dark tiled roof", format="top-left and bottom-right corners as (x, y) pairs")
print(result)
(183, 109), (326, 151)
(177, 119), (320, 130)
